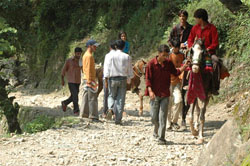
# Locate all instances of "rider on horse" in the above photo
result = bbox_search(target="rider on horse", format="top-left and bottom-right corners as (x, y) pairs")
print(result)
(188, 8), (220, 95)
(168, 10), (193, 52)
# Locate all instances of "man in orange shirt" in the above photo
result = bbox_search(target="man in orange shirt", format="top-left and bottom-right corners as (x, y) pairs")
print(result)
(80, 39), (100, 121)
(167, 39), (185, 131)
(61, 47), (82, 115)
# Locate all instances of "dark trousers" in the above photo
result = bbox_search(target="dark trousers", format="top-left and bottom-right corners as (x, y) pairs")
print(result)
(102, 79), (109, 114)
(63, 83), (80, 112)
(211, 55), (220, 91)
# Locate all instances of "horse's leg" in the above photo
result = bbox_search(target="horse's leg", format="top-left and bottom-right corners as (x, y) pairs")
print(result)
(180, 70), (190, 131)
(138, 93), (143, 116)
(197, 98), (209, 144)
(194, 101), (200, 131)
(189, 99), (198, 136)
(180, 89), (190, 130)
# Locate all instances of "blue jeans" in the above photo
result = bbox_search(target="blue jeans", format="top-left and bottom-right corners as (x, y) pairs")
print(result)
(102, 79), (109, 114)
(108, 77), (127, 123)
(150, 97), (169, 139)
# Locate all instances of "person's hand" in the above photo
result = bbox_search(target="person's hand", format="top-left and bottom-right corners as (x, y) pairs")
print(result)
(61, 79), (65, 86)
(183, 59), (191, 68)
(206, 48), (210, 53)
(149, 91), (155, 100)
(180, 43), (186, 49)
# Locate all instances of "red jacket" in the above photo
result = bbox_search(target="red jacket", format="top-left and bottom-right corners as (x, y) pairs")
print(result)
(188, 23), (219, 54)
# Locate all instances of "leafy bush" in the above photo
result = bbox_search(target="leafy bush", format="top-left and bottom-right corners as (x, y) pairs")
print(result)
(23, 115), (55, 133)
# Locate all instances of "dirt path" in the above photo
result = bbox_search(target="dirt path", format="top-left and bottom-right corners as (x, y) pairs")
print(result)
(0, 86), (232, 166)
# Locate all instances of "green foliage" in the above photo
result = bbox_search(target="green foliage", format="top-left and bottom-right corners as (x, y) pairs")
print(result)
(0, 16), (21, 134)
(2, 0), (184, 88)
(233, 104), (250, 142)
(22, 115), (81, 133)
(23, 115), (55, 133)
(241, 153), (250, 166)
(224, 11), (250, 63)
(54, 117), (81, 128)
(0, 17), (17, 57)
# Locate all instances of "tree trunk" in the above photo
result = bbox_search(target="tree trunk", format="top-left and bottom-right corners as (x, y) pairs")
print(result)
(219, 0), (248, 13)
(0, 78), (21, 134)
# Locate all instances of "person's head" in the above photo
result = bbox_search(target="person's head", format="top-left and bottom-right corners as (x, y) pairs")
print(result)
(170, 39), (180, 54)
(194, 8), (208, 24)
(86, 39), (100, 52)
(116, 39), (125, 50)
(110, 40), (116, 50)
(118, 31), (127, 41)
(74, 47), (82, 59)
(178, 10), (188, 24)
(157, 44), (170, 62)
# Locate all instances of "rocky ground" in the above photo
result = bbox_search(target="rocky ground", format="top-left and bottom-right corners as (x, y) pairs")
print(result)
(0, 84), (234, 166)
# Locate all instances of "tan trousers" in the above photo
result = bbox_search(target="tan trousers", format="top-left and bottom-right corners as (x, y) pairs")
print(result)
(167, 83), (183, 128)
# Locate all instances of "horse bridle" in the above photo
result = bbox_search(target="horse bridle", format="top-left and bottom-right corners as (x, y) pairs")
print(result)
(133, 59), (146, 78)
(190, 40), (207, 65)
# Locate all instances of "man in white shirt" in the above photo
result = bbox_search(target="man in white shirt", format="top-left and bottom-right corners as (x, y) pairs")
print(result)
(103, 39), (133, 125)
(102, 40), (116, 118)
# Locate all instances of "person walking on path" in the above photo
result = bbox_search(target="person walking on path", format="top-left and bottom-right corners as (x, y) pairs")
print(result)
(166, 40), (185, 131)
(145, 44), (189, 145)
(101, 40), (116, 118)
(104, 39), (133, 125)
(80, 39), (100, 121)
(61, 47), (82, 115)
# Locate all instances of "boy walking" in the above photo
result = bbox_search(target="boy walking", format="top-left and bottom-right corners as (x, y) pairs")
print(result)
(61, 47), (82, 115)
(167, 40), (185, 131)
(145, 45), (189, 145)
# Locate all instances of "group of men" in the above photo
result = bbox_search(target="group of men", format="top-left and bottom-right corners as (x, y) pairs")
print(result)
(61, 38), (133, 124)
(146, 8), (220, 144)
(61, 8), (220, 145)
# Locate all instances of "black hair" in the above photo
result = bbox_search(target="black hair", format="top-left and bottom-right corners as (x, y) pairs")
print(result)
(194, 8), (208, 22)
(75, 47), (82, 53)
(118, 31), (127, 39)
(158, 44), (170, 53)
(110, 40), (116, 50)
(170, 39), (180, 48)
(178, 10), (188, 17)
(116, 39), (125, 50)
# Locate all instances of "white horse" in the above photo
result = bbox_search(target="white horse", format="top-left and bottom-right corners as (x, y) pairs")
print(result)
(187, 39), (213, 144)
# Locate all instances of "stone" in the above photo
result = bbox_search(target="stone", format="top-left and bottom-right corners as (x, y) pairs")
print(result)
(195, 119), (243, 166)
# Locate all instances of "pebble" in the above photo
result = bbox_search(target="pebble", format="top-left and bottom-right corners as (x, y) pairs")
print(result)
(0, 88), (233, 166)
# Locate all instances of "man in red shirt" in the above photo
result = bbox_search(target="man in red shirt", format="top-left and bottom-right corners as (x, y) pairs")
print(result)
(188, 8), (220, 95)
(145, 45), (189, 145)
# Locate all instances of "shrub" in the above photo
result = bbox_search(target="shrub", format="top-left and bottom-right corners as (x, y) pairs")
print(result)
(23, 115), (55, 133)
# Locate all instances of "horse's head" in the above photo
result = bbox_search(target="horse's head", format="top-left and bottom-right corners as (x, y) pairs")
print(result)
(190, 38), (206, 73)
(134, 59), (147, 77)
